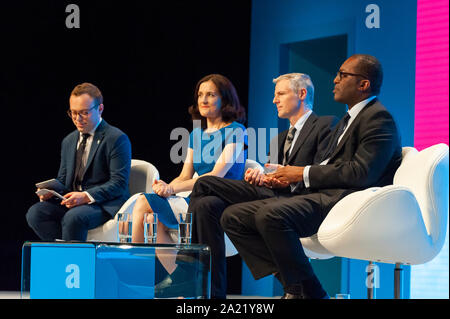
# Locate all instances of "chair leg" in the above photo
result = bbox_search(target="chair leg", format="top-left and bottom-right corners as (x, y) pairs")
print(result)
(366, 261), (377, 299)
(394, 263), (403, 299)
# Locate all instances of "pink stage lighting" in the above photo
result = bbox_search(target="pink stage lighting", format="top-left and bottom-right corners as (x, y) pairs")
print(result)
(414, 0), (449, 150)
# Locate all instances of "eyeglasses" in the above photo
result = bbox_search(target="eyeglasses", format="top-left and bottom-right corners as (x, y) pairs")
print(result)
(336, 70), (368, 80)
(67, 105), (98, 119)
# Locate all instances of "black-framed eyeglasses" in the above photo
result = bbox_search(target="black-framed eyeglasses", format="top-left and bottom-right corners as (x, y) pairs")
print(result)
(336, 70), (368, 80)
(67, 105), (98, 119)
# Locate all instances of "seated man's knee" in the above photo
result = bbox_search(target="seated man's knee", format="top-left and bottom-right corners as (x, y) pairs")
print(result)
(26, 205), (39, 228)
(193, 196), (223, 219)
(61, 208), (87, 229)
(254, 206), (279, 233)
(192, 175), (220, 195)
(220, 204), (242, 231)
(196, 175), (219, 184)
(26, 202), (49, 227)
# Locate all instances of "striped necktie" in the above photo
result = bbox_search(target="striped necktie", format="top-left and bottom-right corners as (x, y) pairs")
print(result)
(282, 127), (297, 165)
(73, 133), (90, 191)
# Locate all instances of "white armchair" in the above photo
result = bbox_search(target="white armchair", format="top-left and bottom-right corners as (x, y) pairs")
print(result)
(301, 143), (449, 298)
(86, 159), (159, 242)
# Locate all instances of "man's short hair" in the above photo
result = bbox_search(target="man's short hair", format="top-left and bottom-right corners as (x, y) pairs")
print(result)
(273, 73), (314, 109)
(71, 82), (103, 105)
(352, 54), (383, 95)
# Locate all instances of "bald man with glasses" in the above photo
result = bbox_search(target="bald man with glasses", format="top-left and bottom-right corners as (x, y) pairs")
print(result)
(26, 82), (131, 241)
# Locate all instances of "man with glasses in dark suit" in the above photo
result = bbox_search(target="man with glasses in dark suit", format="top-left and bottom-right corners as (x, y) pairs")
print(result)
(26, 82), (131, 241)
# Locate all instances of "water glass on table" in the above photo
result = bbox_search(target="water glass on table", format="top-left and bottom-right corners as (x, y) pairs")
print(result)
(144, 212), (158, 244)
(117, 213), (132, 243)
(178, 212), (192, 244)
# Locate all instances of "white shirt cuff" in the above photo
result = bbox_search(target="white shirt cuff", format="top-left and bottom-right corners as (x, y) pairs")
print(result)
(84, 191), (95, 204)
(303, 165), (311, 188)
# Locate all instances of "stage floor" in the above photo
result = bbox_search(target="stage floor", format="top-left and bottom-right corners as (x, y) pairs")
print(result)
(0, 291), (280, 299)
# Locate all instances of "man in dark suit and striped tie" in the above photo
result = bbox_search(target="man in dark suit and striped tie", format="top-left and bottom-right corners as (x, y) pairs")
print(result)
(26, 83), (131, 241)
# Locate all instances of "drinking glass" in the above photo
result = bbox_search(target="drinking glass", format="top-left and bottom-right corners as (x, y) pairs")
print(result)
(144, 212), (158, 244)
(117, 213), (132, 243)
(178, 212), (192, 244)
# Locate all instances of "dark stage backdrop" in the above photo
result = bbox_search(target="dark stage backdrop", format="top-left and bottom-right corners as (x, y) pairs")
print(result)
(0, 1), (251, 291)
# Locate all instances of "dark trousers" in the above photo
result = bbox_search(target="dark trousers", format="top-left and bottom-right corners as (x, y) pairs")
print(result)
(188, 176), (276, 298)
(26, 199), (111, 241)
(189, 176), (328, 298)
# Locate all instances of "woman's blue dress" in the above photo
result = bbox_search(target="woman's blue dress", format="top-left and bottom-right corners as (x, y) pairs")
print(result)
(143, 121), (247, 228)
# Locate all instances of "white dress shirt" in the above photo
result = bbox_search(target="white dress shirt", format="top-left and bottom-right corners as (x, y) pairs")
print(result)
(303, 96), (377, 188)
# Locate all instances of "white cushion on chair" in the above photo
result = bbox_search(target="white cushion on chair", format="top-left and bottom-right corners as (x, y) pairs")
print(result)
(86, 219), (118, 242)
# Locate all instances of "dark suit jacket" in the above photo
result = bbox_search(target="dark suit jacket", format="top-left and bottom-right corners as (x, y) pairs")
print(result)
(56, 120), (132, 217)
(269, 112), (338, 194)
(308, 99), (402, 212)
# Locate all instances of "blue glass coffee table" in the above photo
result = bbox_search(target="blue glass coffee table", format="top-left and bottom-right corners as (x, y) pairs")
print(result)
(21, 241), (210, 299)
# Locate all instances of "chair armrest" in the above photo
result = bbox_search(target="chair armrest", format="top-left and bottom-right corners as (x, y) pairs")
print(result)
(317, 185), (432, 264)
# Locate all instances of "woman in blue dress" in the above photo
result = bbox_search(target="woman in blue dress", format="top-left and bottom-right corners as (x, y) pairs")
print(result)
(131, 74), (247, 260)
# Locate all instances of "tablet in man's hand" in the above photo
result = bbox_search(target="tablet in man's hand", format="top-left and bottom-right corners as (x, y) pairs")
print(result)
(35, 188), (65, 200)
(35, 178), (68, 194)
